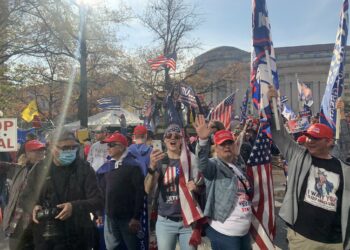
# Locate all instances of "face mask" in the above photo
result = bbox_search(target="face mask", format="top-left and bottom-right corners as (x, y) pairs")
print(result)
(58, 149), (77, 166)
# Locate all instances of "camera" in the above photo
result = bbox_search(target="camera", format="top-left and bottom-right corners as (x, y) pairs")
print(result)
(36, 207), (61, 222)
(35, 204), (63, 240)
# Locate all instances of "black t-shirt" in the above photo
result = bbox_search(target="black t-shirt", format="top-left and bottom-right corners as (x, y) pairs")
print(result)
(157, 158), (182, 217)
(293, 156), (343, 243)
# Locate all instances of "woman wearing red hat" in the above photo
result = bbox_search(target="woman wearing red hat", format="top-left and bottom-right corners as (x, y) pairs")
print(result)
(0, 139), (46, 250)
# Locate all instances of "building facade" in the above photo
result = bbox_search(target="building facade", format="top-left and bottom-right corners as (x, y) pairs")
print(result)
(191, 44), (350, 115)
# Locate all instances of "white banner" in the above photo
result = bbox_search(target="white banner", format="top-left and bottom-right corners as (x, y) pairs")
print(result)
(0, 118), (17, 152)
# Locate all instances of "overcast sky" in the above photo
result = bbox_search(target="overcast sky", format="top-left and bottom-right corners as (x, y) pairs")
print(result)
(108, 0), (343, 56)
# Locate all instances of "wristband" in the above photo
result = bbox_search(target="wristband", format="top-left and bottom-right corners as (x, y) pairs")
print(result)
(147, 168), (157, 175)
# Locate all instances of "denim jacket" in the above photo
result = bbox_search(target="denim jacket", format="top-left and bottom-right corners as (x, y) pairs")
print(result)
(196, 140), (248, 223)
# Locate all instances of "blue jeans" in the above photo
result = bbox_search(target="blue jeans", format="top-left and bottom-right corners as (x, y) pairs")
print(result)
(104, 215), (140, 250)
(206, 225), (251, 250)
(155, 215), (195, 250)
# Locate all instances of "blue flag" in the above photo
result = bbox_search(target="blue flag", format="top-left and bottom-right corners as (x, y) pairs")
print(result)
(320, 0), (348, 132)
(240, 89), (249, 123)
(251, 0), (280, 119)
(164, 89), (183, 127)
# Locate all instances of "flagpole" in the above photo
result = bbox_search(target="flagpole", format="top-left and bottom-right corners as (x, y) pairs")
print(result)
(265, 49), (280, 130)
(335, 96), (342, 140)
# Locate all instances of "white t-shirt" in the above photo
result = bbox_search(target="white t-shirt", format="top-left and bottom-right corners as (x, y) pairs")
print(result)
(87, 141), (109, 171)
(210, 163), (252, 236)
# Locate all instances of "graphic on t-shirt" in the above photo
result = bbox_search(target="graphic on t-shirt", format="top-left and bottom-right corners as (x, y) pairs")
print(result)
(237, 179), (252, 213)
(163, 166), (179, 204)
(304, 166), (340, 212)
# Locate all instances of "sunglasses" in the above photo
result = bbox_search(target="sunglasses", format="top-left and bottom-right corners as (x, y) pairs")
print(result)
(164, 133), (182, 140)
(56, 145), (79, 151)
(107, 142), (123, 148)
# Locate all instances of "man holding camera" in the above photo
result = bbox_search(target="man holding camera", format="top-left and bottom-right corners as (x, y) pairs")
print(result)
(31, 128), (103, 250)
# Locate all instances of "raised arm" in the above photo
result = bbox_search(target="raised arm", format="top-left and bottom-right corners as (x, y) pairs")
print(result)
(268, 87), (306, 163)
(194, 115), (217, 180)
(144, 149), (164, 194)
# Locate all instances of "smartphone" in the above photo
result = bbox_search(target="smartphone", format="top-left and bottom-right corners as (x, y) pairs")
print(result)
(152, 140), (163, 151)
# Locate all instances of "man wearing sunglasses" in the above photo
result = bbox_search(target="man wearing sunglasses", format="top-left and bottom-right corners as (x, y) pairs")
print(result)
(268, 88), (350, 250)
(31, 129), (103, 250)
(194, 115), (252, 250)
(98, 132), (144, 250)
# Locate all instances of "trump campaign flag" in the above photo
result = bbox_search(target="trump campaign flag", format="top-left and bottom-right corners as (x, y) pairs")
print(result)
(251, 0), (280, 119)
(246, 121), (275, 249)
(320, 0), (348, 132)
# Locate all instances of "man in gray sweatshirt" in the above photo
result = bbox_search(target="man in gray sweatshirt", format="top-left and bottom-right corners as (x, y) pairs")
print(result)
(269, 89), (350, 250)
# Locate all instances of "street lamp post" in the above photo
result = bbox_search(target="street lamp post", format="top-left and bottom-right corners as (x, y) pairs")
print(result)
(78, 4), (88, 128)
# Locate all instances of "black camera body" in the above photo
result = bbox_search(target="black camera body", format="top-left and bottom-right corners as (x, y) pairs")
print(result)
(36, 207), (61, 222)
(36, 206), (63, 240)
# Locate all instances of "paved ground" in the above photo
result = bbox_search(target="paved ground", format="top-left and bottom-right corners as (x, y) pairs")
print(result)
(0, 168), (288, 250)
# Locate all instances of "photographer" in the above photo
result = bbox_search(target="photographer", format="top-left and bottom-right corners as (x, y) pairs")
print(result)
(31, 128), (103, 250)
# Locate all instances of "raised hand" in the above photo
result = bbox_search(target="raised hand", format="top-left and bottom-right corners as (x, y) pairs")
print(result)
(336, 97), (344, 110)
(149, 149), (165, 170)
(194, 114), (211, 140)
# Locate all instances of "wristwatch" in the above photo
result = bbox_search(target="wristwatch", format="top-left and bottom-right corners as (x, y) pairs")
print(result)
(147, 168), (157, 175)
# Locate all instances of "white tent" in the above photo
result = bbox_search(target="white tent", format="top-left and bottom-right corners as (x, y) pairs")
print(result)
(64, 109), (142, 130)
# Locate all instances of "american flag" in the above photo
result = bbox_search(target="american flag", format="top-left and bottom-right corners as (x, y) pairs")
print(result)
(209, 93), (235, 129)
(251, 0), (280, 119)
(320, 0), (348, 132)
(163, 166), (178, 192)
(97, 97), (120, 110)
(179, 85), (198, 108)
(147, 53), (177, 71)
(246, 122), (275, 250)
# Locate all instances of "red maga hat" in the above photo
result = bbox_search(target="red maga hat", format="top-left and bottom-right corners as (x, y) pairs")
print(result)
(133, 125), (147, 135)
(296, 135), (307, 144)
(304, 123), (333, 140)
(25, 140), (46, 152)
(102, 132), (128, 147)
(214, 130), (234, 145)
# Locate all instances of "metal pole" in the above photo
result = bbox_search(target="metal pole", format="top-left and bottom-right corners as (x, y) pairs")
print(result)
(79, 4), (88, 128)
(265, 49), (280, 130)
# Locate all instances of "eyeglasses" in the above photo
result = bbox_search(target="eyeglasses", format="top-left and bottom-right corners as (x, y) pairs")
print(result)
(107, 142), (123, 148)
(218, 140), (234, 147)
(164, 133), (182, 140)
(56, 145), (79, 151)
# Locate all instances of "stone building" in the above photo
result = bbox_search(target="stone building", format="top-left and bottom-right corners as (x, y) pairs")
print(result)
(191, 44), (350, 115)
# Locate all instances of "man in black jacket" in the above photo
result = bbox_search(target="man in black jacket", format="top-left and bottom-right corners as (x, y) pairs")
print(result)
(99, 132), (144, 250)
(31, 128), (103, 250)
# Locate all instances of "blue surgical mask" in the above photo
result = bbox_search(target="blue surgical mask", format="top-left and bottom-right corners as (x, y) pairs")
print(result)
(58, 149), (77, 166)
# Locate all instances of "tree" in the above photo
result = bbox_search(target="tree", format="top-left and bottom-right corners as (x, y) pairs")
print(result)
(140, 0), (201, 91)
(2, 0), (131, 126)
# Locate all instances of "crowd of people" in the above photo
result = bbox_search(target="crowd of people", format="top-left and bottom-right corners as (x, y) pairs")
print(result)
(0, 93), (350, 250)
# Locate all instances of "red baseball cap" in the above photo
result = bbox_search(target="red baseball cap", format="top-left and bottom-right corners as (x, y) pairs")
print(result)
(214, 130), (234, 145)
(304, 123), (333, 140)
(25, 140), (46, 152)
(296, 135), (307, 144)
(103, 132), (128, 147)
(133, 125), (147, 135)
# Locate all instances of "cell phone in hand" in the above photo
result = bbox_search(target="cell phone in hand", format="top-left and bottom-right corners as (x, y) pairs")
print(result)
(152, 140), (163, 151)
